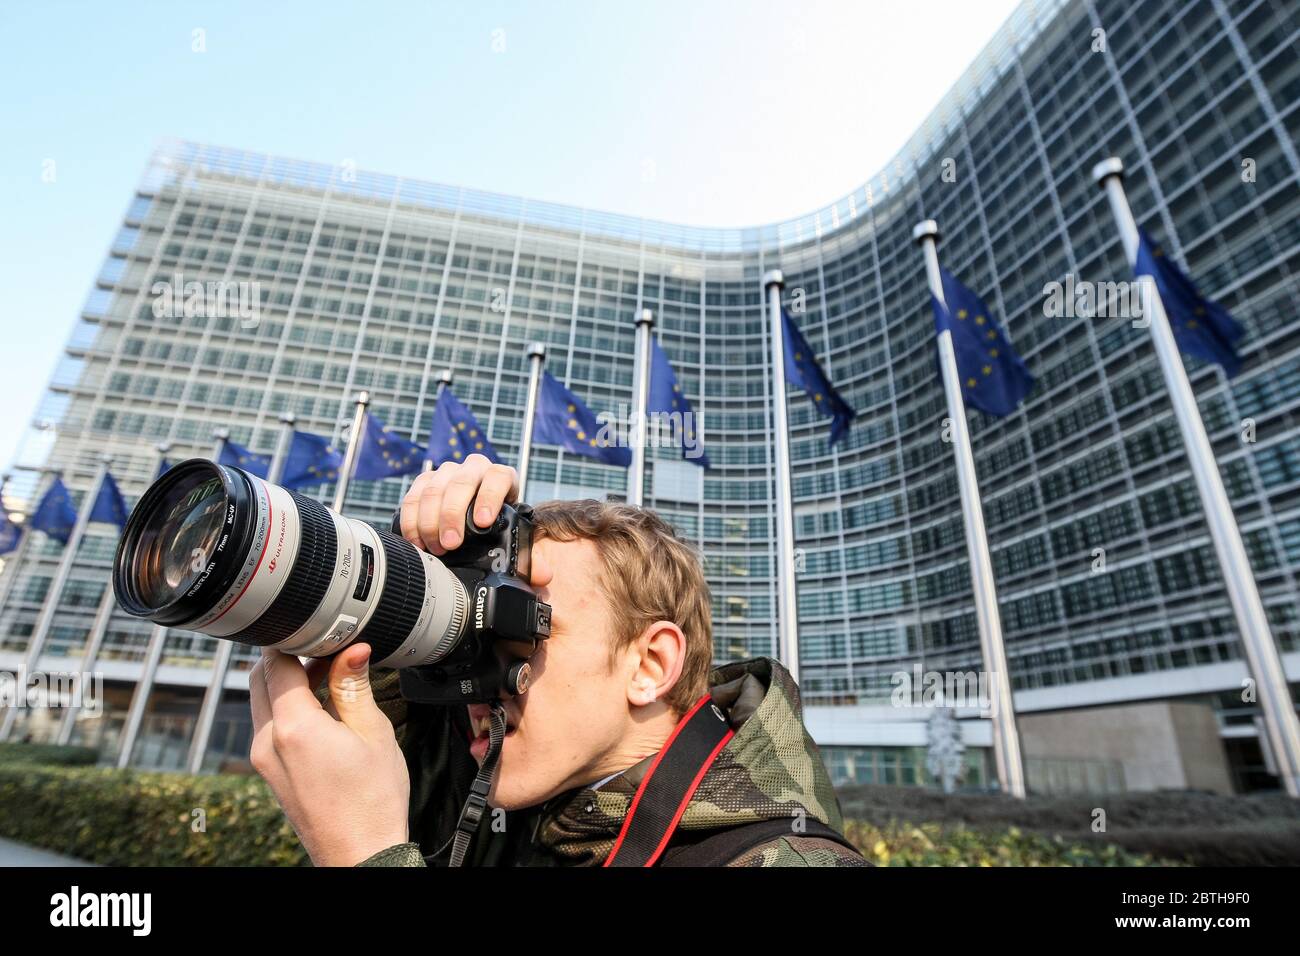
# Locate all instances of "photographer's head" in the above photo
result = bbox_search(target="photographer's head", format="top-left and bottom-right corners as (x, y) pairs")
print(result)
(401, 457), (713, 810)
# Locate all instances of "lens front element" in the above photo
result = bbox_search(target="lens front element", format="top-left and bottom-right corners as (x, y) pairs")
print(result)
(134, 472), (227, 610)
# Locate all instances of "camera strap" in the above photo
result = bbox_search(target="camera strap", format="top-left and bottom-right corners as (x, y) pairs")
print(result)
(602, 693), (734, 867)
(447, 701), (507, 867)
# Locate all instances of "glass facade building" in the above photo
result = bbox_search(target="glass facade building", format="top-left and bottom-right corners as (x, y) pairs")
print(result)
(1, 0), (1298, 776)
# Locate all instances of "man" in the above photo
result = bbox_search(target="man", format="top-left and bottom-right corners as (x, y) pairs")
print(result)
(249, 454), (866, 867)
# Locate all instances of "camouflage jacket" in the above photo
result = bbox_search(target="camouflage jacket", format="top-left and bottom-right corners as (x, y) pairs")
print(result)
(356, 656), (867, 867)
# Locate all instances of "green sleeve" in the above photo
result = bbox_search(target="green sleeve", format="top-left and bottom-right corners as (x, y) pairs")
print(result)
(357, 842), (427, 867)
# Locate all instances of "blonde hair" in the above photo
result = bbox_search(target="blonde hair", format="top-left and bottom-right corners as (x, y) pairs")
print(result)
(531, 499), (713, 714)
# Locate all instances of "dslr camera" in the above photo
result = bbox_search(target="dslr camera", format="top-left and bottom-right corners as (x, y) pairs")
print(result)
(112, 458), (551, 704)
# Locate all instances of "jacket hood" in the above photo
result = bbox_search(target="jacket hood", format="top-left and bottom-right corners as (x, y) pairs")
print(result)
(532, 657), (845, 865)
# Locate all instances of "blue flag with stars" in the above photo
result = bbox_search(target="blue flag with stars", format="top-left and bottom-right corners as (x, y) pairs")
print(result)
(533, 371), (631, 467)
(218, 439), (271, 479)
(0, 500), (20, 555)
(930, 269), (1034, 417)
(782, 309), (856, 446)
(647, 338), (709, 468)
(89, 472), (129, 529)
(428, 387), (500, 467)
(1135, 229), (1244, 378)
(29, 477), (78, 544)
(156, 458), (172, 480)
(353, 412), (427, 480)
(281, 431), (343, 489)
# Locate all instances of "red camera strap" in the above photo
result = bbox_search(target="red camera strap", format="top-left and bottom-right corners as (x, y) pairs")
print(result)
(602, 694), (734, 867)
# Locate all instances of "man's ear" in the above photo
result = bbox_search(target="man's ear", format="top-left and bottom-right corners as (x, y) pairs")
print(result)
(626, 620), (686, 708)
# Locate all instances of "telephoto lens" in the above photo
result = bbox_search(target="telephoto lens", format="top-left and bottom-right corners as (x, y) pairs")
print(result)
(112, 458), (472, 667)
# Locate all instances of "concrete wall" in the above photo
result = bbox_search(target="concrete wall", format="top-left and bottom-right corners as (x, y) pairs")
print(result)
(1018, 700), (1233, 794)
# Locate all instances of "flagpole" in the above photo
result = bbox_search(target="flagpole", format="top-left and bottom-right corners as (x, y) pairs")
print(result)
(1094, 158), (1300, 796)
(0, 454), (114, 742)
(57, 443), (172, 746)
(268, 412), (296, 484)
(628, 309), (653, 507)
(912, 220), (1026, 799)
(53, 575), (114, 746)
(762, 270), (801, 686)
(190, 414), (292, 773)
(118, 430), (226, 768)
(332, 391), (370, 512)
(186, 644), (233, 773)
(517, 343), (546, 496)
(423, 370), (454, 474)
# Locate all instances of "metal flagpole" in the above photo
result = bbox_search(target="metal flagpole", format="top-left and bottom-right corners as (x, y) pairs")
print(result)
(628, 309), (654, 507)
(762, 271), (801, 685)
(332, 391), (370, 513)
(0, 454), (114, 742)
(54, 582), (115, 747)
(115, 625), (166, 768)
(188, 413), (294, 774)
(118, 430), (228, 768)
(1094, 158), (1300, 796)
(517, 343), (546, 496)
(423, 370), (454, 474)
(912, 220), (1026, 798)
(57, 442), (172, 746)
(268, 412), (296, 484)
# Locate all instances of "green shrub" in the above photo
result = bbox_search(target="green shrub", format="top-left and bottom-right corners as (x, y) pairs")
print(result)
(0, 742), (98, 766)
(836, 783), (1300, 866)
(0, 763), (308, 866)
(3, 760), (1285, 866)
(1, 761), (1155, 867)
(842, 820), (1162, 866)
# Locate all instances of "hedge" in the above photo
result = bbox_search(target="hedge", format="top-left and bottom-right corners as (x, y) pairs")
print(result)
(7, 758), (1292, 866)
(0, 763), (308, 866)
(838, 783), (1300, 866)
(0, 742), (98, 766)
(843, 820), (1158, 866)
(0, 760), (1168, 866)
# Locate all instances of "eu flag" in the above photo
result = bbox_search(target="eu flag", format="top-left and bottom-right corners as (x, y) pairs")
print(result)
(533, 371), (631, 466)
(0, 502), (20, 555)
(156, 458), (172, 480)
(1135, 230), (1244, 378)
(428, 387), (500, 467)
(218, 439), (271, 479)
(29, 477), (78, 544)
(782, 309), (856, 446)
(353, 412), (426, 480)
(89, 472), (129, 529)
(281, 431), (343, 489)
(647, 338), (709, 468)
(930, 269), (1034, 417)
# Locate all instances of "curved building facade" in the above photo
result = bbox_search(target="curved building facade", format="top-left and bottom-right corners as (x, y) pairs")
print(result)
(2, 0), (1298, 786)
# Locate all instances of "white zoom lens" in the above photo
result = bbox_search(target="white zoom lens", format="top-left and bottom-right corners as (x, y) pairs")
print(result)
(113, 459), (470, 668)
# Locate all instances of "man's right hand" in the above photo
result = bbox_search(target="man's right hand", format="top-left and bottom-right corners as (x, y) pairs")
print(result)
(399, 454), (519, 556)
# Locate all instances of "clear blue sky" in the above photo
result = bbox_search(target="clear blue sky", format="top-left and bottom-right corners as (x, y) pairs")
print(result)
(0, 0), (1022, 475)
